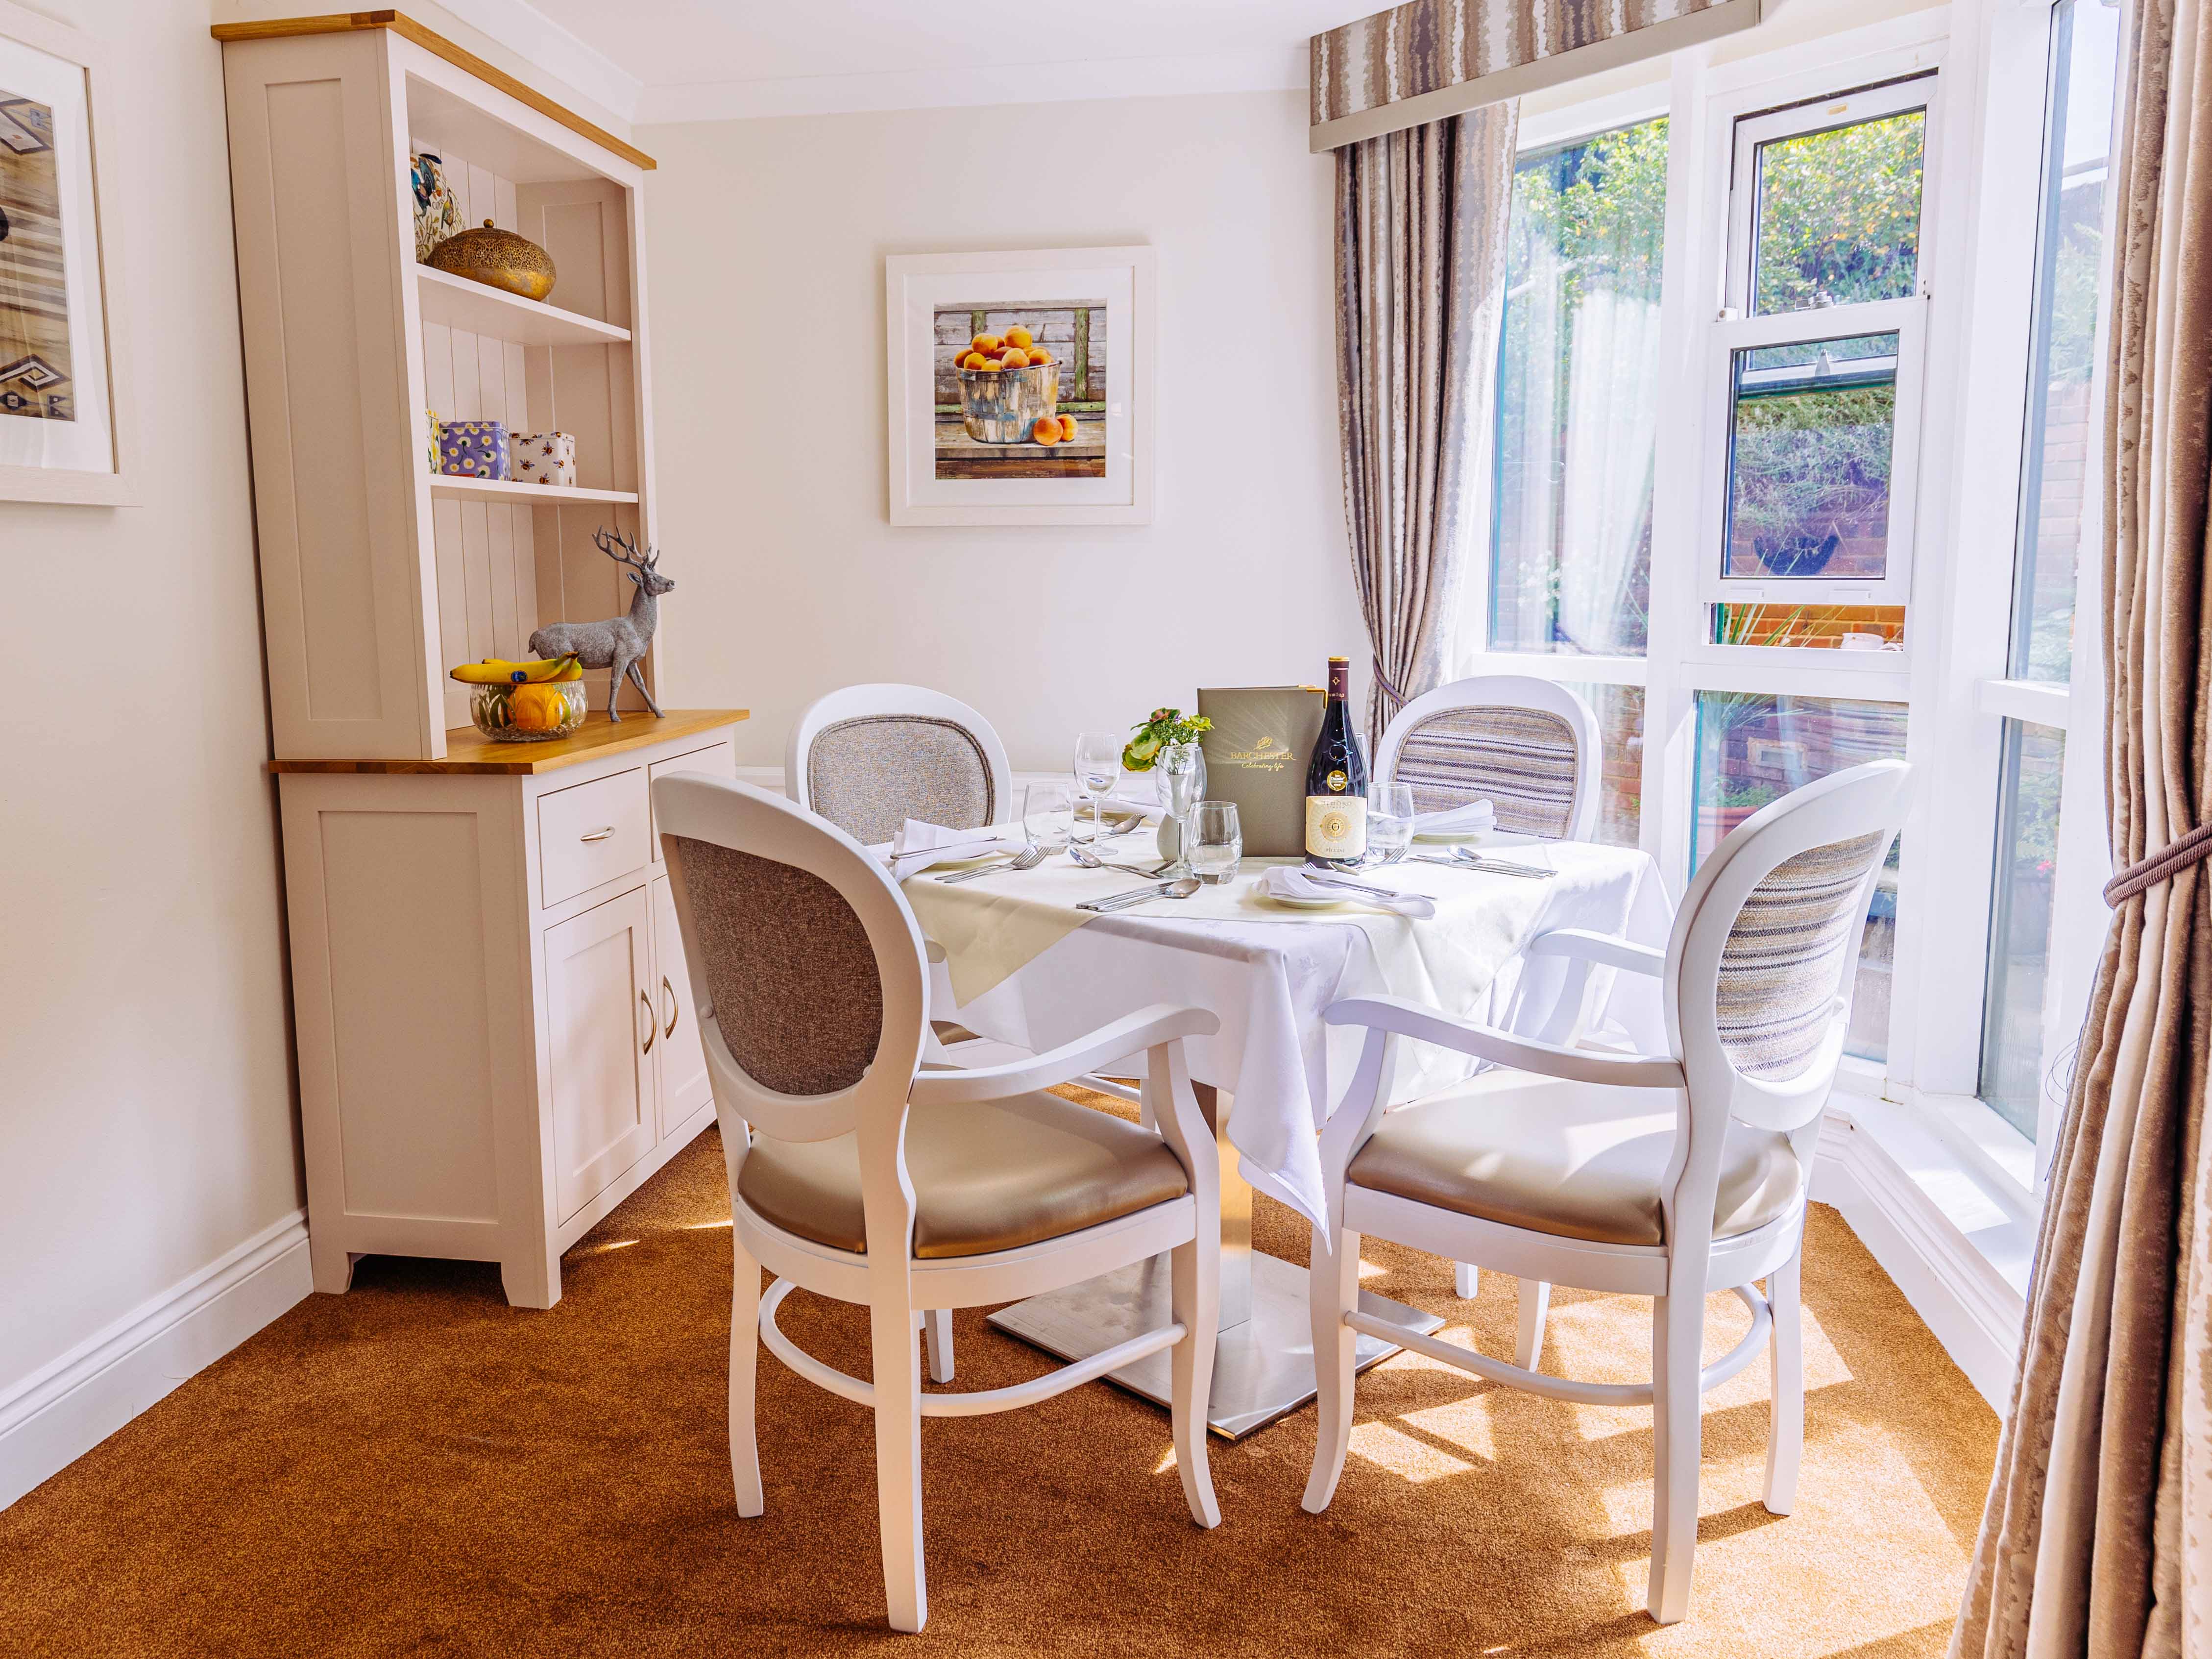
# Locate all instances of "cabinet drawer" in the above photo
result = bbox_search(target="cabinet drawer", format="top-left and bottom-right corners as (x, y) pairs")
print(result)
(538, 768), (649, 907)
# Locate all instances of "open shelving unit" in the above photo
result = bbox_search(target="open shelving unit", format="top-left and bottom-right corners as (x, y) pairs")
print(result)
(217, 12), (662, 759)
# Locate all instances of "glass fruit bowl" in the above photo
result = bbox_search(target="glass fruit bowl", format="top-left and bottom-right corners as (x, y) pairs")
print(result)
(471, 678), (586, 741)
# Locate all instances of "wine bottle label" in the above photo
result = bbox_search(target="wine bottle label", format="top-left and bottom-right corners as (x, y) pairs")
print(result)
(1326, 769), (1348, 793)
(1306, 794), (1367, 860)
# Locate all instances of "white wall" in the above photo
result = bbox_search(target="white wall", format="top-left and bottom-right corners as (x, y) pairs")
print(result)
(0, 0), (302, 1490)
(639, 90), (1361, 771)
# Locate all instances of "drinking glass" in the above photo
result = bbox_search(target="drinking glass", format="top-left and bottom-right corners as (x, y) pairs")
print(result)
(1190, 801), (1242, 885)
(1024, 781), (1074, 855)
(1072, 731), (1122, 841)
(1367, 782), (1417, 864)
(1156, 741), (1207, 877)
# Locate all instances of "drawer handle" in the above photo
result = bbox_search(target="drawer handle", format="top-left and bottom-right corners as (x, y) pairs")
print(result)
(640, 989), (656, 1054)
(580, 825), (618, 843)
(661, 975), (679, 1038)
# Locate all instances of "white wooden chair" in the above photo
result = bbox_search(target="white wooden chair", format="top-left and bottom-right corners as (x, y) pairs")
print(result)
(1378, 674), (1604, 1320)
(1301, 759), (1912, 1625)
(653, 772), (1223, 1634)
(785, 682), (1015, 847)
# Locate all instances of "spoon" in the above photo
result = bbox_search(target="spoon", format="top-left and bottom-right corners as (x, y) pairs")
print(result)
(1448, 846), (1557, 879)
(1077, 877), (1202, 913)
(1069, 843), (1170, 876)
(936, 845), (1050, 883)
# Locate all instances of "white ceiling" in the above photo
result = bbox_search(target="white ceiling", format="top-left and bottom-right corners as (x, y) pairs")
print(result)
(438, 0), (1354, 126)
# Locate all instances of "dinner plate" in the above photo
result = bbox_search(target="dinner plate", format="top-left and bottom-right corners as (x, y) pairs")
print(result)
(1257, 892), (1353, 910)
(1412, 828), (1491, 845)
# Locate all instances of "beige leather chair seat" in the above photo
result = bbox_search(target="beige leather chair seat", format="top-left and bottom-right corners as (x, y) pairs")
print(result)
(738, 1091), (1189, 1258)
(1346, 1084), (1801, 1247)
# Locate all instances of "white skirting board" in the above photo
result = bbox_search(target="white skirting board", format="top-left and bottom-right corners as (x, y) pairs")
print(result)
(0, 1208), (312, 1511)
(1810, 1109), (2026, 1413)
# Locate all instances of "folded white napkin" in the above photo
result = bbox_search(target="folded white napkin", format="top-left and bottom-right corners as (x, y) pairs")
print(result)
(1261, 865), (1437, 918)
(1411, 798), (1496, 835)
(886, 818), (1023, 878)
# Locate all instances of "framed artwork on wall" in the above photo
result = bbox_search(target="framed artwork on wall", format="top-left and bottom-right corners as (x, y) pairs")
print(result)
(885, 245), (1154, 526)
(0, 3), (130, 506)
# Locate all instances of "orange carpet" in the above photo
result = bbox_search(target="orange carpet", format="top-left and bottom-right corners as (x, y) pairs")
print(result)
(0, 1106), (1997, 1657)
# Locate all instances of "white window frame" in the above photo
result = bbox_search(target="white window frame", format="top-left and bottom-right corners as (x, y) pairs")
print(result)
(1458, 2), (2113, 1210)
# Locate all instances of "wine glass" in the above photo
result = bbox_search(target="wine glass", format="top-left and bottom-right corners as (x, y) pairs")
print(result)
(1023, 781), (1074, 855)
(1156, 742), (1207, 877)
(1072, 731), (1122, 842)
(1367, 781), (1417, 865)
(1190, 801), (1242, 885)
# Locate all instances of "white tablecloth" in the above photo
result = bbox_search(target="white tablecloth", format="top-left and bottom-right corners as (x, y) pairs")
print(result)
(931, 842), (1674, 1229)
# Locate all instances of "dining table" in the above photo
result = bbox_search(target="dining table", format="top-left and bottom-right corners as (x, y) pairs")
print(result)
(898, 829), (1675, 1438)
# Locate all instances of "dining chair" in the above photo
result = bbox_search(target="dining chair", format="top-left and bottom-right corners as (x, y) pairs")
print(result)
(1378, 674), (1604, 1317)
(786, 681), (1015, 848)
(653, 772), (1224, 1634)
(1300, 759), (1913, 1624)
(786, 682), (1021, 1380)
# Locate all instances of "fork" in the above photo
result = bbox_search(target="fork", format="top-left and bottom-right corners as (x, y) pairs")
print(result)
(936, 845), (1049, 883)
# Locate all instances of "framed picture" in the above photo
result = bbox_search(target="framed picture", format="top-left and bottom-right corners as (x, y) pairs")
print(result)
(0, 3), (129, 506)
(886, 245), (1153, 526)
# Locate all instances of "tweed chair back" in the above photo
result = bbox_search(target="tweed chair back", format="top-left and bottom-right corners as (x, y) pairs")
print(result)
(786, 684), (1014, 848)
(1379, 676), (1601, 841)
(653, 773), (929, 1148)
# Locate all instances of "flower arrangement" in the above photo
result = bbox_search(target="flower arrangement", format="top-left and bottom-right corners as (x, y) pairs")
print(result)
(1122, 707), (1212, 772)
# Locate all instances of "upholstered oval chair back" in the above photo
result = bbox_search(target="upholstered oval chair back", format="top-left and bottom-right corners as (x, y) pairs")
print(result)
(786, 684), (1014, 848)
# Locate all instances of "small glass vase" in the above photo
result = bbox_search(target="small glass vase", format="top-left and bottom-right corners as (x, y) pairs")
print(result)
(470, 678), (586, 741)
(1154, 741), (1207, 877)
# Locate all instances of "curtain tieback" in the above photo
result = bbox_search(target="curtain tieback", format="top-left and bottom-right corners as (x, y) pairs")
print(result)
(2104, 821), (2212, 906)
(1372, 659), (1412, 712)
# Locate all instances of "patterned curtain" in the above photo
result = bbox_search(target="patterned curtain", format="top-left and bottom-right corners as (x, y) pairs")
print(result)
(1335, 105), (1518, 749)
(1951, 0), (2212, 1653)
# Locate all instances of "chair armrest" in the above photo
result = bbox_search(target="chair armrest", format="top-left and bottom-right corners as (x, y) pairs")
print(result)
(907, 1003), (1220, 1104)
(1323, 995), (1683, 1088)
(1526, 928), (1667, 977)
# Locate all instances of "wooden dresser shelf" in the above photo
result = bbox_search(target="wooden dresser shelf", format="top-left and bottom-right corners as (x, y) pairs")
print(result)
(271, 709), (748, 776)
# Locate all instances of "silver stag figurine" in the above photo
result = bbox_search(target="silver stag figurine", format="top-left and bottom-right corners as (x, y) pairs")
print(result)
(529, 528), (675, 722)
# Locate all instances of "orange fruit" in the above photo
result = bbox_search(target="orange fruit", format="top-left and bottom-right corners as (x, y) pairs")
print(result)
(972, 333), (1004, 355)
(1033, 417), (1061, 445)
(1000, 348), (1030, 369)
(1026, 345), (1053, 365)
(1005, 325), (1034, 350)
(974, 356), (1002, 370)
(1057, 416), (1078, 441)
(960, 351), (987, 370)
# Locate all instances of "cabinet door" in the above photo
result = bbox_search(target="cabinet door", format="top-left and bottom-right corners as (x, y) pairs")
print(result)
(651, 874), (713, 1136)
(545, 886), (656, 1222)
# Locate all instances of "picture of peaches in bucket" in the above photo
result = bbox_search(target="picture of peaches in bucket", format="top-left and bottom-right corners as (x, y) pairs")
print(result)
(933, 305), (1104, 481)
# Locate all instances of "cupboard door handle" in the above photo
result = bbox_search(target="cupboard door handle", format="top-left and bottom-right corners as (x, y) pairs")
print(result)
(661, 976), (678, 1038)
(580, 826), (617, 843)
(640, 989), (656, 1054)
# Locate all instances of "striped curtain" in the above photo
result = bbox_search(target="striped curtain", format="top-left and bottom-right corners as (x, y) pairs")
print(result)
(1335, 105), (1518, 749)
(1951, 0), (2212, 1652)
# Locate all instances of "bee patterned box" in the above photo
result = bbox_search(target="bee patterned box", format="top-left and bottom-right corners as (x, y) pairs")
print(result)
(438, 419), (510, 480)
(511, 430), (576, 488)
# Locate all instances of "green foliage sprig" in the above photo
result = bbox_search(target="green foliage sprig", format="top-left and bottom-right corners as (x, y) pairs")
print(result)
(1121, 707), (1212, 772)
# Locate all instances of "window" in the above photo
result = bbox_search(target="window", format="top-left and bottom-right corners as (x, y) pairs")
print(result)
(2011, 0), (2121, 682)
(1980, 722), (2067, 1135)
(1563, 681), (1645, 846)
(1490, 119), (1668, 658)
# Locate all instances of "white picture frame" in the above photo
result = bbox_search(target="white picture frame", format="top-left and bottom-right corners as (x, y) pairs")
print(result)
(0, 1), (130, 506)
(885, 245), (1154, 526)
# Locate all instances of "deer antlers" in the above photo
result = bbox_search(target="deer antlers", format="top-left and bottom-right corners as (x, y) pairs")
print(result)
(593, 525), (660, 570)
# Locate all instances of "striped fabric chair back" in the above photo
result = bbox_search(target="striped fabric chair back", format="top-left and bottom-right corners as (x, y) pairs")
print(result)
(1712, 830), (1891, 1079)
(1392, 705), (1581, 837)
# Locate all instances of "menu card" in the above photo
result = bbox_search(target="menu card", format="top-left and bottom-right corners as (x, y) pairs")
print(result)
(1196, 685), (1325, 857)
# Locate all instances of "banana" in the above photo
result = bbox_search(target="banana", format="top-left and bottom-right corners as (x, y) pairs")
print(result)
(450, 655), (583, 685)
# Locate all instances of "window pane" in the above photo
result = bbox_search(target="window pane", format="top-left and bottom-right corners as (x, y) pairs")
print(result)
(1726, 334), (1898, 581)
(1490, 119), (1667, 657)
(1752, 103), (1927, 315)
(1691, 693), (1907, 1060)
(1980, 721), (2066, 1137)
(2012, 0), (2122, 681)
(1560, 682), (1645, 846)
(1712, 603), (1907, 650)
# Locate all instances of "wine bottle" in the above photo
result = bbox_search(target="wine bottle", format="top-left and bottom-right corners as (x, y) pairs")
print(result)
(1304, 656), (1368, 866)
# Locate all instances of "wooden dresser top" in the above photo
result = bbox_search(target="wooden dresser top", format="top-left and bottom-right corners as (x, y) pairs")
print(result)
(270, 709), (749, 777)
